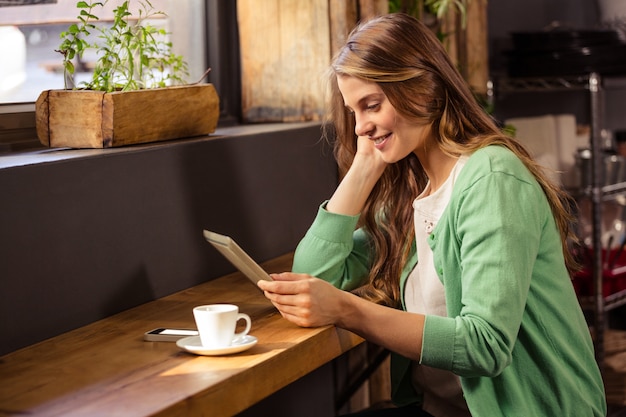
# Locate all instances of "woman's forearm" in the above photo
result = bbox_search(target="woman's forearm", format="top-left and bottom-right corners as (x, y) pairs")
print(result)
(327, 157), (385, 215)
(337, 290), (425, 361)
(259, 273), (424, 361)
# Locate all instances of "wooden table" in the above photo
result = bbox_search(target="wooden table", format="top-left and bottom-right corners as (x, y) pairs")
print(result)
(0, 254), (363, 417)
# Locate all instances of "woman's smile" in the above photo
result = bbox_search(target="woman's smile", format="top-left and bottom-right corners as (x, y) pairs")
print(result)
(372, 132), (392, 148)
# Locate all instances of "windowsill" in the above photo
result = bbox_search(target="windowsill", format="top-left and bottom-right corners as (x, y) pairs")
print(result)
(0, 103), (35, 113)
(0, 121), (323, 170)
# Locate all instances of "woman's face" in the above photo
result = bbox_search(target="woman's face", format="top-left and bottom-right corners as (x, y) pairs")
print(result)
(337, 75), (431, 164)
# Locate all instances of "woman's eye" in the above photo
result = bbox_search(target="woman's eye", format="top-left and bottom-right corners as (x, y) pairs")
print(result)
(366, 103), (380, 111)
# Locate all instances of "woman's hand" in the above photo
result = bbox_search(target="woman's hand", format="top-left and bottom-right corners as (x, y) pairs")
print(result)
(257, 272), (345, 328)
(258, 271), (426, 361)
(353, 134), (388, 181)
(326, 136), (387, 216)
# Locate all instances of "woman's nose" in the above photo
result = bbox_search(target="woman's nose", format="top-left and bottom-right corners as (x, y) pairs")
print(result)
(354, 115), (374, 137)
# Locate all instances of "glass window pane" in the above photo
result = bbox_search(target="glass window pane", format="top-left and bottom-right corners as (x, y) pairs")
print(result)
(0, 0), (206, 104)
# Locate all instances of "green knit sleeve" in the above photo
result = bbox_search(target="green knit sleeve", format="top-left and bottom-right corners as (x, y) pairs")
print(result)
(292, 202), (373, 291)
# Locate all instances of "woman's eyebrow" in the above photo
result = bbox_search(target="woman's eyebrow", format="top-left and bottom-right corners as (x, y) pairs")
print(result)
(345, 93), (383, 111)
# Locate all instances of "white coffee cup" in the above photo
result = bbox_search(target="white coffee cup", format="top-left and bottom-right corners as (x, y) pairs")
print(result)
(193, 304), (251, 348)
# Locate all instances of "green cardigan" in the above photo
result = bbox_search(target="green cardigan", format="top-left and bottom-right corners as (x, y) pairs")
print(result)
(292, 146), (606, 416)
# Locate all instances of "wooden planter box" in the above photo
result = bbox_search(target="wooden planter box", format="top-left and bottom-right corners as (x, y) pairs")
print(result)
(35, 84), (219, 148)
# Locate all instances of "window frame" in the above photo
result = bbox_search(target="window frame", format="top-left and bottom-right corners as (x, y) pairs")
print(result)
(0, 0), (241, 152)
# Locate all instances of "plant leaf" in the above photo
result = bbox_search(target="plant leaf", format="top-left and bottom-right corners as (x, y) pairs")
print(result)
(65, 60), (75, 74)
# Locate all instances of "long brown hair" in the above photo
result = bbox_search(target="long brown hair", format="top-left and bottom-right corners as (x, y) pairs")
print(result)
(324, 13), (577, 307)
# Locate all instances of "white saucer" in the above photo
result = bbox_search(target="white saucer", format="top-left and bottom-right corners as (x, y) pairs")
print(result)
(176, 335), (258, 356)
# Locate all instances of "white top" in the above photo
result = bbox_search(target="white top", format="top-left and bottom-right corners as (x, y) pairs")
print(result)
(405, 156), (471, 417)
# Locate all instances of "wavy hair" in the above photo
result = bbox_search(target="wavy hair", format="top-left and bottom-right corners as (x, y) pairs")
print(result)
(324, 13), (577, 307)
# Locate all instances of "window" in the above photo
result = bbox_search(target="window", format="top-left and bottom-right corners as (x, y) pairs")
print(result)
(0, 0), (241, 152)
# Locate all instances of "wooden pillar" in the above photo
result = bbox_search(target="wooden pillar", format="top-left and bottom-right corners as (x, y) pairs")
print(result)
(358, 0), (389, 20)
(440, 0), (489, 96)
(329, 0), (388, 57)
(329, 0), (358, 56)
(464, 0), (489, 96)
(237, 0), (331, 122)
(238, 0), (393, 123)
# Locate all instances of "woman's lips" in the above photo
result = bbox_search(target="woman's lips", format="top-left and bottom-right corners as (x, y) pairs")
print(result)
(372, 132), (391, 149)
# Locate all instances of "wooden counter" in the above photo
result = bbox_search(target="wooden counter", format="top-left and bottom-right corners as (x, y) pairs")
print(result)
(0, 254), (363, 417)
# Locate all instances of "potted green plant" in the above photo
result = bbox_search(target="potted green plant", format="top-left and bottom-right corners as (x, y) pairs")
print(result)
(35, 0), (219, 149)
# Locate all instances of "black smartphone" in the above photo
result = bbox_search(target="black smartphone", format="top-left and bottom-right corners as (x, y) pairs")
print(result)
(143, 328), (198, 342)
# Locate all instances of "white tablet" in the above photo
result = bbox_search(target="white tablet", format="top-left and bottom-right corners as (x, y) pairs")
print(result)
(203, 230), (273, 284)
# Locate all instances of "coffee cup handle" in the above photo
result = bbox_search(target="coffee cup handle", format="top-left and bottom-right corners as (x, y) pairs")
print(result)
(234, 313), (251, 339)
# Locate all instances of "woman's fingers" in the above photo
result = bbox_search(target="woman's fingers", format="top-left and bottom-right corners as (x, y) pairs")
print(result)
(258, 273), (339, 327)
(258, 272), (312, 295)
(269, 272), (311, 282)
(265, 292), (316, 327)
(262, 285), (312, 308)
